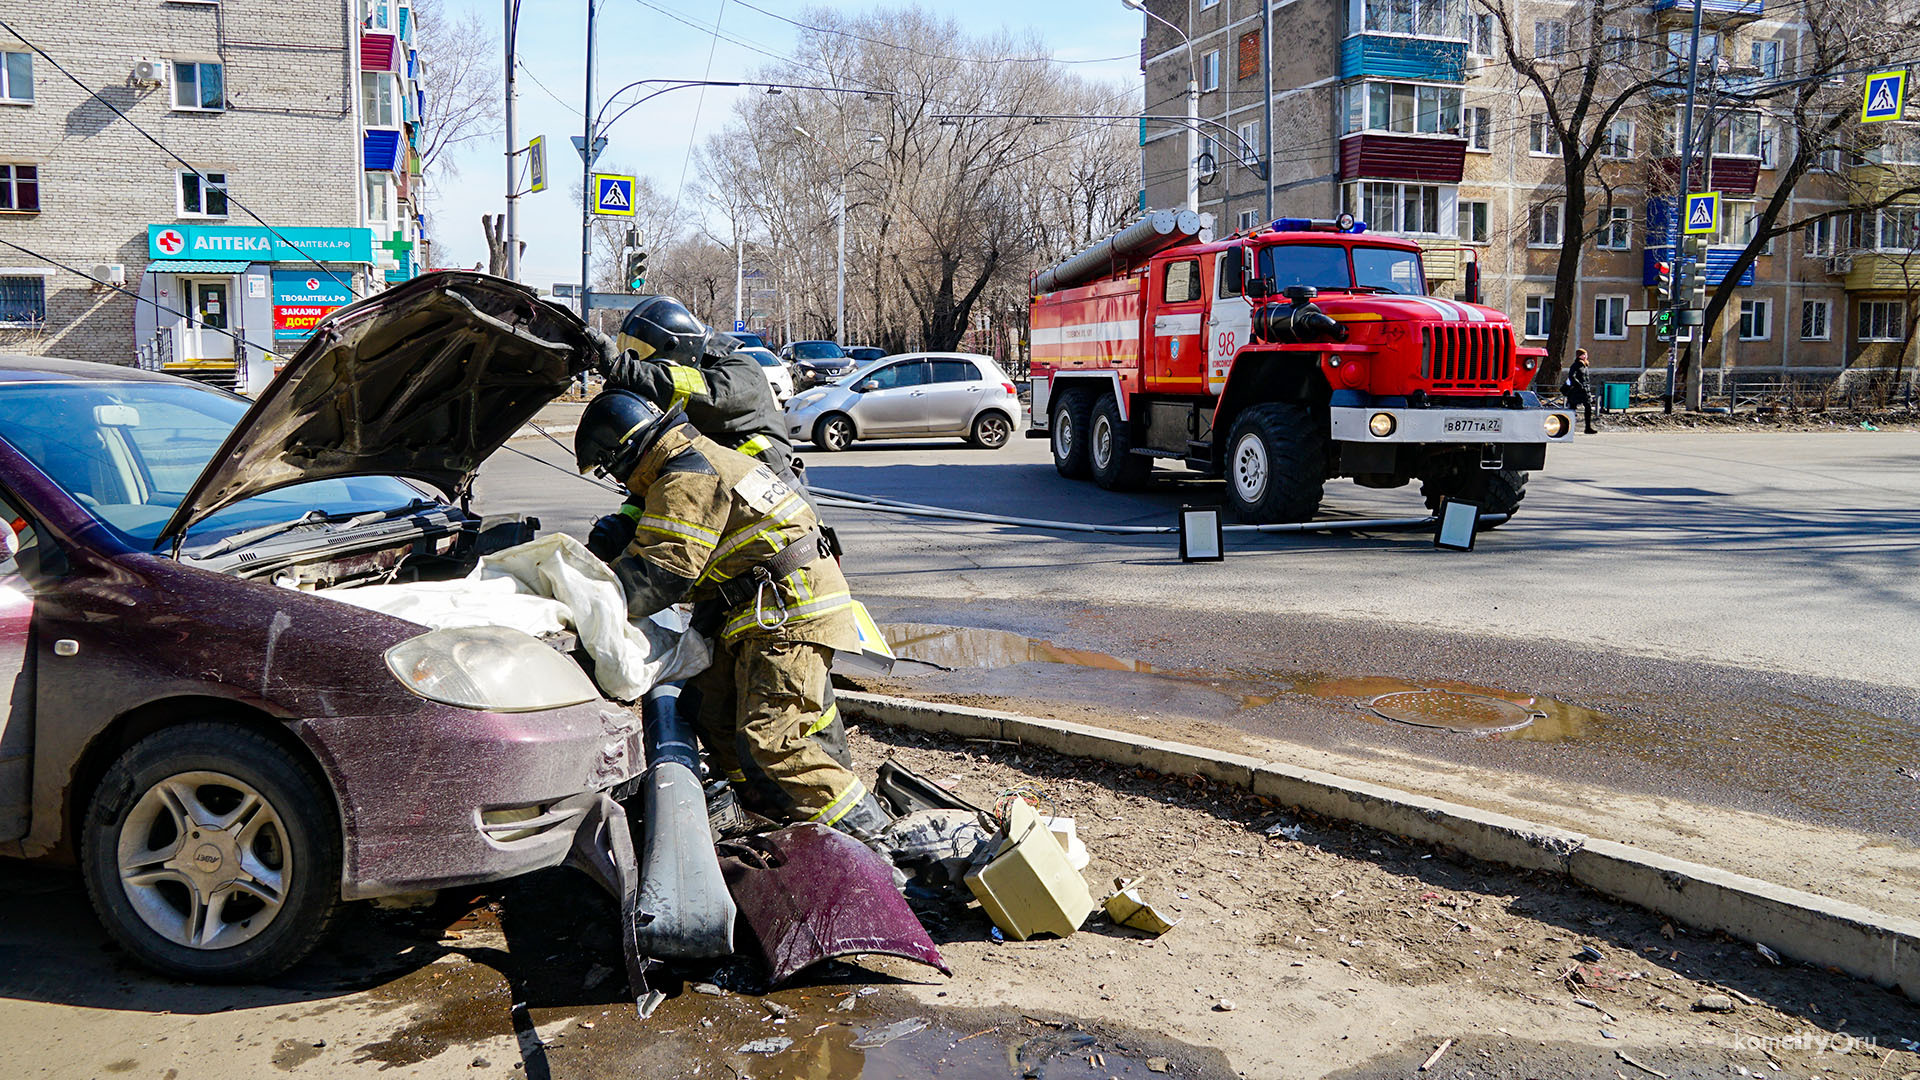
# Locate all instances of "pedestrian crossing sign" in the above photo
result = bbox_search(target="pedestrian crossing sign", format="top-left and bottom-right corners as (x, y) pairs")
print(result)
(1683, 191), (1720, 236)
(1863, 70), (1906, 123)
(591, 173), (635, 217)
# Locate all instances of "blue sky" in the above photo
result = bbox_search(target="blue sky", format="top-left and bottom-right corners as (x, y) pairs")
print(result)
(431, 0), (1144, 287)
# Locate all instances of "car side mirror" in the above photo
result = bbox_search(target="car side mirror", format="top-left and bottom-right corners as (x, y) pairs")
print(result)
(1246, 274), (1273, 299)
(857, 380), (880, 393)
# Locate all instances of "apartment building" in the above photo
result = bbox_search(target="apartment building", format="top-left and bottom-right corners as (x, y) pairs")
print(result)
(0, 0), (430, 392)
(1136, 0), (1916, 393)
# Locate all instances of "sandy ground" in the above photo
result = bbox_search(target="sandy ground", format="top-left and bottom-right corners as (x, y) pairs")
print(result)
(2, 719), (1915, 1080)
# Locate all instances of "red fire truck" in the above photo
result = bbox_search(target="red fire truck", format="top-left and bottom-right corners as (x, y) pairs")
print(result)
(1028, 213), (1574, 524)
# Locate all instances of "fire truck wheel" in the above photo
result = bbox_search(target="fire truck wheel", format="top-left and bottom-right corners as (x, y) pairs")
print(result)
(1420, 467), (1527, 525)
(1050, 389), (1094, 478)
(1088, 394), (1152, 490)
(1224, 402), (1326, 524)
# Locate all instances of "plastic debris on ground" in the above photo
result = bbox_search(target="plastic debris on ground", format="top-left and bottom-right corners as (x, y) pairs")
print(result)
(965, 799), (1095, 940)
(1104, 877), (1182, 936)
(737, 1037), (793, 1055)
(851, 1016), (930, 1048)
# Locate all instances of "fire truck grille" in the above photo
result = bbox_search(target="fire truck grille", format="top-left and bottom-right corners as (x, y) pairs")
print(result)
(1420, 323), (1513, 390)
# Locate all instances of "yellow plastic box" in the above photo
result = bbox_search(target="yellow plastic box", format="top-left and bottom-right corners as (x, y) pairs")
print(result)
(965, 800), (1094, 940)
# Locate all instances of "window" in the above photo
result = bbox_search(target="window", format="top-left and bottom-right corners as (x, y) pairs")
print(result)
(1875, 206), (1920, 251)
(865, 359), (930, 390)
(1592, 295), (1628, 339)
(1666, 30), (1719, 71)
(1464, 106), (1491, 151)
(1599, 119), (1634, 159)
(364, 0), (394, 29)
(1859, 300), (1904, 342)
(1358, 0), (1465, 38)
(1804, 217), (1834, 258)
(1758, 124), (1777, 168)
(177, 170), (228, 218)
(1813, 146), (1845, 172)
(1237, 209), (1259, 232)
(1199, 135), (1219, 175)
(1877, 125), (1920, 165)
(365, 174), (391, 223)
(1533, 19), (1566, 59)
(1346, 181), (1446, 234)
(1528, 200), (1563, 246)
(1218, 249), (1244, 296)
(1343, 81), (1462, 136)
(1237, 120), (1259, 167)
(1201, 0), (1220, 7)
(0, 165), (39, 213)
(1601, 27), (1632, 64)
(1738, 298), (1770, 340)
(0, 275), (45, 327)
(1163, 259), (1201, 303)
(172, 61), (224, 111)
(1597, 206), (1632, 250)
(1200, 50), (1220, 93)
(1457, 199), (1489, 243)
(1529, 116), (1561, 156)
(1712, 111), (1760, 157)
(1524, 295), (1555, 339)
(1469, 12), (1493, 56)
(1800, 299), (1830, 341)
(0, 50), (31, 103)
(361, 71), (396, 127)
(930, 359), (981, 383)
(1751, 40), (1780, 80)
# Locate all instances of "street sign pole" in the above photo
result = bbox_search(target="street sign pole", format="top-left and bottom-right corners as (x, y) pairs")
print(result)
(578, 0), (598, 335)
(1667, 0), (1706, 413)
(504, 0), (520, 281)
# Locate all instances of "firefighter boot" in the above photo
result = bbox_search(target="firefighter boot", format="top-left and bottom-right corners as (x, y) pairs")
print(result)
(835, 793), (908, 892)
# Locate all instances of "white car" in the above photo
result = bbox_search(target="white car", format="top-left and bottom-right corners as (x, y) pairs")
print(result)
(784, 351), (1022, 451)
(740, 346), (794, 402)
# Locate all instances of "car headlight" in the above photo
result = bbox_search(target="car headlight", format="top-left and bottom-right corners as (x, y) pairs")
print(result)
(1544, 413), (1570, 438)
(1368, 412), (1397, 438)
(788, 391), (824, 411)
(386, 626), (600, 712)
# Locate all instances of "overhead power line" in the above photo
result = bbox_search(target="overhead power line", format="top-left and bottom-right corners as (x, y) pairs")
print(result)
(731, 0), (1136, 67)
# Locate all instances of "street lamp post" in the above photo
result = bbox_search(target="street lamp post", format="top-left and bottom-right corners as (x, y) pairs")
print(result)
(503, 0), (522, 281)
(1123, 0), (1200, 214)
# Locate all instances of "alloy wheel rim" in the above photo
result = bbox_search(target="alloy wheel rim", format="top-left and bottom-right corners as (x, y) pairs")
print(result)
(826, 419), (851, 449)
(116, 770), (290, 950)
(1233, 434), (1268, 502)
(980, 416), (1009, 446)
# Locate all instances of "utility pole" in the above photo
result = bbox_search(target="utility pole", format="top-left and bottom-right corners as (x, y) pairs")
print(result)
(1123, 0), (1199, 213)
(734, 237), (744, 330)
(1665, 0), (1706, 413)
(1260, 0), (1274, 220)
(503, 0), (520, 281)
(577, 0), (597, 329)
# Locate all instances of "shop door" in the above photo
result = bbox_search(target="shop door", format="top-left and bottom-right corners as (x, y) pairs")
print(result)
(188, 280), (233, 360)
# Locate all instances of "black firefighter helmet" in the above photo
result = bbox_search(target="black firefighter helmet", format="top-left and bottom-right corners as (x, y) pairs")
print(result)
(617, 294), (707, 366)
(575, 389), (671, 478)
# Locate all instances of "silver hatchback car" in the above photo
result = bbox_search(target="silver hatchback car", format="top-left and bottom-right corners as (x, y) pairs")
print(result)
(785, 352), (1022, 451)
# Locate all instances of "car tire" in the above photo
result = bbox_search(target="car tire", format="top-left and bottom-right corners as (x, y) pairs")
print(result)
(1050, 389), (1094, 479)
(1223, 402), (1327, 524)
(81, 722), (340, 982)
(1087, 394), (1152, 490)
(813, 413), (856, 452)
(968, 411), (1014, 450)
(1421, 466), (1527, 526)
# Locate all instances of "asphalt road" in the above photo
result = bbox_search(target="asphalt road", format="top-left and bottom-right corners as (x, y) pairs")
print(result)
(476, 427), (1920, 842)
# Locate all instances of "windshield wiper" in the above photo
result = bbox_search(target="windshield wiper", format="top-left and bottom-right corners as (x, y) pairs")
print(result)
(187, 499), (433, 559)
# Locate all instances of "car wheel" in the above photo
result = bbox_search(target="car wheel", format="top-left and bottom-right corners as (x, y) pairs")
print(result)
(1050, 389), (1094, 478)
(813, 413), (856, 452)
(1223, 402), (1328, 524)
(968, 411), (1013, 450)
(1087, 394), (1152, 490)
(82, 722), (340, 982)
(1420, 466), (1527, 526)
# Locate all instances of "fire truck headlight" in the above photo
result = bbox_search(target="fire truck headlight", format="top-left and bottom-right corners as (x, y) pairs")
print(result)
(1521, 355), (1539, 371)
(1544, 414), (1570, 438)
(1368, 412), (1397, 438)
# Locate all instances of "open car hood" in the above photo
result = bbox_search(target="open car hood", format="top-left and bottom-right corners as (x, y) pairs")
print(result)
(158, 272), (590, 547)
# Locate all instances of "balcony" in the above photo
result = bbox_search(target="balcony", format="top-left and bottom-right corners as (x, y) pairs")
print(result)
(1649, 0), (1763, 25)
(1838, 251), (1920, 292)
(1340, 35), (1466, 82)
(361, 32), (399, 72)
(1651, 155), (1760, 196)
(363, 129), (404, 172)
(1340, 133), (1467, 184)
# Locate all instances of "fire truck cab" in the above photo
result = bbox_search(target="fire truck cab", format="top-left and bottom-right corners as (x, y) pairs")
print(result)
(1028, 217), (1574, 525)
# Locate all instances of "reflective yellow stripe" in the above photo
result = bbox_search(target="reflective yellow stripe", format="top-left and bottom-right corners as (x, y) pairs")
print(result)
(737, 434), (772, 457)
(721, 589), (852, 639)
(726, 769), (747, 782)
(666, 365), (709, 412)
(803, 702), (839, 738)
(618, 503), (645, 523)
(636, 513), (719, 547)
(809, 778), (866, 826)
(700, 495), (812, 586)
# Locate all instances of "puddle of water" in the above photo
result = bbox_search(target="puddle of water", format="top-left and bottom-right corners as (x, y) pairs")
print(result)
(879, 623), (1606, 741)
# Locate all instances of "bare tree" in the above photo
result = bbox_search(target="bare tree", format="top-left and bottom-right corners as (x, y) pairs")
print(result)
(480, 213), (521, 276)
(413, 0), (502, 180)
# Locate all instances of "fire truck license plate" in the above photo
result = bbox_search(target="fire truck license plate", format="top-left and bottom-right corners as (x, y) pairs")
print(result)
(1445, 417), (1504, 434)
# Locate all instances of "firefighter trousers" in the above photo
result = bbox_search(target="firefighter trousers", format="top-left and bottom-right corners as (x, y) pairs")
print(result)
(688, 633), (865, 826)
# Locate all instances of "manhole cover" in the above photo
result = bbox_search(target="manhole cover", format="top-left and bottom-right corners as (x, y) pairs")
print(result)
(1364, 690), (1541, 734)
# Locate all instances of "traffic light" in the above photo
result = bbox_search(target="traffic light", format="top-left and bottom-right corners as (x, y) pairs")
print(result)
(1653, 309), (1674, 339)
(626, 249), (648, 290)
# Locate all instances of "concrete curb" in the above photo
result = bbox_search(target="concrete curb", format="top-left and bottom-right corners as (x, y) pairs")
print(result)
(839, 690), (1920, 1001)
(510, 422), (579, 441)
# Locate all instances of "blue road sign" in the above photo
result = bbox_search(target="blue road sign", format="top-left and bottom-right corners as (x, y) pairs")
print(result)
(733, 320), (747, 332)
(1684, 191), (1720, 236)
(592, 174), (635, 217)
(1863, 70), (1907, 122)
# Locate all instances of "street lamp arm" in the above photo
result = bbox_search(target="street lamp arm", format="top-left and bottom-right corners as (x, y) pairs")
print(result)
(598, 80), (893, 130)
(935, 111), (1266, 176)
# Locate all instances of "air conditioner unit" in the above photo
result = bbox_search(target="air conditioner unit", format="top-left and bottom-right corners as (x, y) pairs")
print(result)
(1825, 255), (1853, 275)
(132, 59), (163, 87)
(90, 264), (127, 287)
(1463, 55), (1485, 77)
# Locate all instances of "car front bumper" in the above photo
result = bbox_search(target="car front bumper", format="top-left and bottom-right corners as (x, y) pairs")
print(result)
(1329, 405), (1575, 445)
(296, 698), (643, 899)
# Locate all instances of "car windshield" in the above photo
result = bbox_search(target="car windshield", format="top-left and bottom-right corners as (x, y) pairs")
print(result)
(0, 382), (431, 549)
(743, 348), (782, 368)
(1255, 243), (1426, 296)
(790, 341), (845, 360)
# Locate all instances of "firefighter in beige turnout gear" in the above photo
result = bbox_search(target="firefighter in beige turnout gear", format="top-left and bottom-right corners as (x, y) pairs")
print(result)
(575, 389), (890, 835)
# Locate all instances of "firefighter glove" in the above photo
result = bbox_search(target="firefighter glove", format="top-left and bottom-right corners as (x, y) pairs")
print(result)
(587, 508), (639, 561)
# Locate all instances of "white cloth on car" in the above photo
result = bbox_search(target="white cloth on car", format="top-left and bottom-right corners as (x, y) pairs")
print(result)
(329, 533), (709, 700)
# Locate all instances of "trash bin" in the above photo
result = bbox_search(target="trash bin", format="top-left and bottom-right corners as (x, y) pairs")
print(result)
(1602, 382), (1631, 412)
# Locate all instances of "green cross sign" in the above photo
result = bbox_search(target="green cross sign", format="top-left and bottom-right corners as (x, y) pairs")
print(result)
(380, 229), (414, 259)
